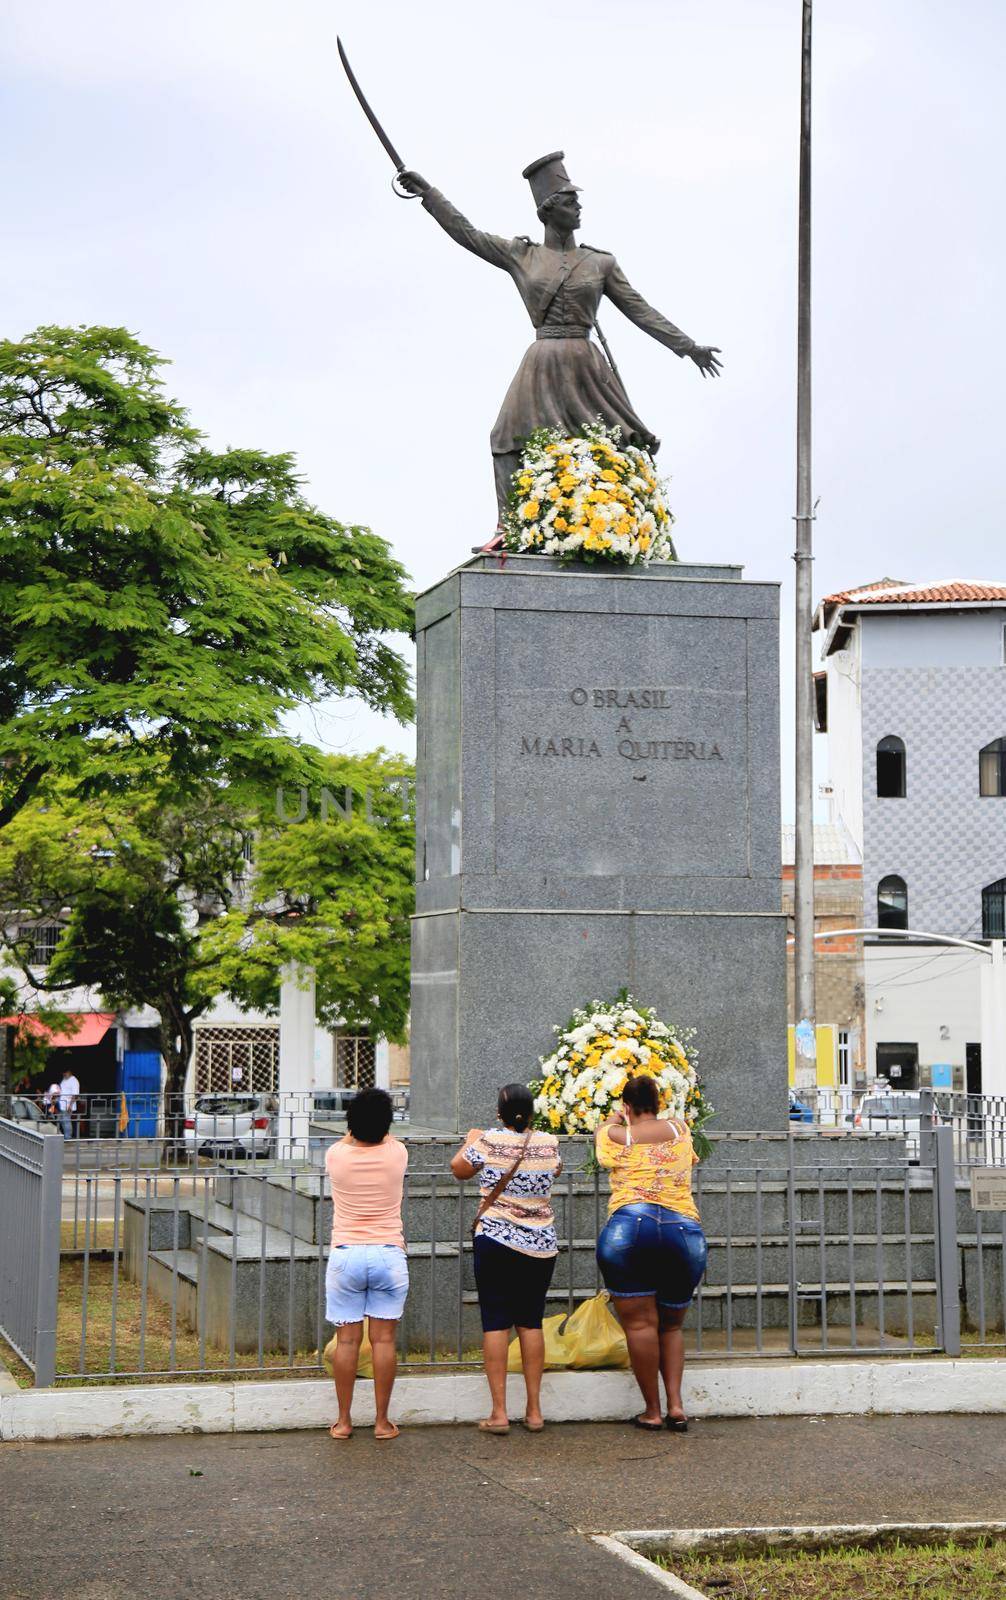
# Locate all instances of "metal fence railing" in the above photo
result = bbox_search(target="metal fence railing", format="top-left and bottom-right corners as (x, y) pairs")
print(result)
(0, 1117), (63, 1385)
(791, 1087), (1006, 1171)
(0, 1122), (973, 1389)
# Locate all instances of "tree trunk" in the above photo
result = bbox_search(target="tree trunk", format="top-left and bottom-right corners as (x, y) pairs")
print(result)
(158, 1004), (195, 1144)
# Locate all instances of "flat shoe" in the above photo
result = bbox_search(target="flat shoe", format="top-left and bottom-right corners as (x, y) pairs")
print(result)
(521, 1418), (545, 1432)
(632, 1417), (664, 1432)
(478, 1419), (510, 1434)
(665, 1415), (689, 1433)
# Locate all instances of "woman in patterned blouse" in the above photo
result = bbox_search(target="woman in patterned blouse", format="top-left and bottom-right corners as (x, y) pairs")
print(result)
(450, 1084), (562, 1433)
(596, 1073), (708, 1433)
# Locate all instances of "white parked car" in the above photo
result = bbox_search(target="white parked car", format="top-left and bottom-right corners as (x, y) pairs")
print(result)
(854, 1091), (933, 1159)
(183, 1094), (277, 1158)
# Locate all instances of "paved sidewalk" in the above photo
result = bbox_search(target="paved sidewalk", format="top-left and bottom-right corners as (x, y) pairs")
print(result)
(4, 1414), (1006, 1600)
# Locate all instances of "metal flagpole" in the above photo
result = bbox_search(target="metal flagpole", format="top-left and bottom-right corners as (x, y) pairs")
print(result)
(793, 0), (817, 1084)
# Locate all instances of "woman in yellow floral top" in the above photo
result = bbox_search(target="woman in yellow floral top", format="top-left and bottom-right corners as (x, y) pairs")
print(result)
(596, 1074), (707, 1432)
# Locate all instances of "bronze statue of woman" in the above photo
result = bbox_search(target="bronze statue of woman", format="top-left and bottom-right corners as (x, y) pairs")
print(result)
(398, 152), (722, 526)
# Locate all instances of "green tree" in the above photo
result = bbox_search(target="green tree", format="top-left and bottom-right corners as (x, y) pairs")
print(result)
(0, 753), (413, 1108)
(0, 325), (413, 827)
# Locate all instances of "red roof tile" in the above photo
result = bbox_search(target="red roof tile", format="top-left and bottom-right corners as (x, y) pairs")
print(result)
(821, 580), (1006, 608)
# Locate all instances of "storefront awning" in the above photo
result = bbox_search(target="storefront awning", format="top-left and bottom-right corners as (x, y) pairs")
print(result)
(0, 1011), (116, 1048)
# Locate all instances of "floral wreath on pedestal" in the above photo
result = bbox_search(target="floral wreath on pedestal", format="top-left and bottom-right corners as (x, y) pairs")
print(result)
(529, 991), (714, 1159)
(502, 421), (676, 566)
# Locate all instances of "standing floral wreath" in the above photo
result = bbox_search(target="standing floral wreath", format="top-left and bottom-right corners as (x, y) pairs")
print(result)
(529, 992), (714, 1159)
(502, 421), (675, 566)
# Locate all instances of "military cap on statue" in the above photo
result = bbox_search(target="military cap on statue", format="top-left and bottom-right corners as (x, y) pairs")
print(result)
(521, 151), (580, 208)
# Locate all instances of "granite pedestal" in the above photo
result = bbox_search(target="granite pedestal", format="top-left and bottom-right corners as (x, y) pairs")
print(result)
(410, 553), (786, 1132)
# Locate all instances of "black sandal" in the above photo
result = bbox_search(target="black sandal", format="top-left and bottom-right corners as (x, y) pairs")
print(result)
(665, 1415), (689, 1433)
(632, 1417), (665, 1432)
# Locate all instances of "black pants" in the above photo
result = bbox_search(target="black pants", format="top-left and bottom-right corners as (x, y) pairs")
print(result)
(473, 1234), (555, 1332)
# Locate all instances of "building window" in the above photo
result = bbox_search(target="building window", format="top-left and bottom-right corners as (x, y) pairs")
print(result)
(983, 879), (1006, 940)
(837, 1028), (851, 1088)
(876, 735), (906, 798)
(194, 1026), (279, 1094)
(979, 738), (1006, 797)
(27, 924), (62, 966)
(877, 874), (908, 930)
(336, 1035), (376, 1091)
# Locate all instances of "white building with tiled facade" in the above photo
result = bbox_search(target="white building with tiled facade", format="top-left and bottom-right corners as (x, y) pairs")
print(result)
(815, 580), (1006, 1094)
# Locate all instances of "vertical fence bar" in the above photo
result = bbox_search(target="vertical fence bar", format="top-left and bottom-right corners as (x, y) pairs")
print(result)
(138, 1175), (151, 1373)
(257, 1174), (267, 1367)
(79, 1178), (92, 1375)
(287, 1171), (297, 1364)
(198, 1175), (210, 1372)
(902, 1167), (914, 1349)
(693, 1157), (703, 1354)
(33, 1130), (63, 1388)
(786, 1136), (799, 1355)
(428, 1172), (437, 1362)
(874, 1170), (885, 1347)
(846, 1168), (858, 1350)
(816, 1166), (827, 1350)
(593, 1163), (601, 1293)
(456, 1177), (464, 1361)
(724, 1168), (734, 1354)
(169, 1175), (180, 1372)
(976, 1210), (987, 1343)
(108, 1174), (122, 1373)
(932, 1123), (962, 1357)
(565, 1172), (574, 1320)
(754, 1167), (763, 1353)
(398, 1170), (410, 1362)
(1000, 1212), (1006, 1340)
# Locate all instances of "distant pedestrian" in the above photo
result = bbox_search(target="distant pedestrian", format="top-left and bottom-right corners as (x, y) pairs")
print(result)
(451, 1084), (562, 1433)
(324, 1087), (409, 1441)
(595, 1074), (707, 1432)
(42, 1082), (60, 1123)
(58, 1067), (80, 1140)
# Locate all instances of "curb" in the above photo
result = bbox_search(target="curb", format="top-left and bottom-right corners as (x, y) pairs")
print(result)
(4, 1356), (1006, 1442)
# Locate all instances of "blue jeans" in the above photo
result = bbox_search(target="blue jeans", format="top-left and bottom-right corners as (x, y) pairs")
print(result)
(597, 1202), (708, 1309)
(59, 1110), (73, 1139)
(325, 1245), (409, 1326)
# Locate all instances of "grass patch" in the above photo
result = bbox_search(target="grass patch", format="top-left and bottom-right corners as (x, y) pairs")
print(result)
(664, 1537), (1006, 1598)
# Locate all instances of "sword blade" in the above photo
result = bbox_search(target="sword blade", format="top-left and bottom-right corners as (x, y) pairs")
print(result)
(337, 37), (406, 172)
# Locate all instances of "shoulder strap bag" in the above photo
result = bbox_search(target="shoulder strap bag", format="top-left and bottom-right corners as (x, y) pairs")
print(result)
(471, 1126), (534, 1240)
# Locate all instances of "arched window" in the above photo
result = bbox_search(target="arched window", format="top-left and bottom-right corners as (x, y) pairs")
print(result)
(983, 879), (1006, 940)
(876, 735), (906, 798)
(979, 739), (1006, 798)
(878, 874), (908, 930)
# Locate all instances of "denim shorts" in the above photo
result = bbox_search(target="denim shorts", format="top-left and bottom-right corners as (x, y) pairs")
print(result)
(325, 1244), (409, 1325)
(597, 1202), (708, 1309)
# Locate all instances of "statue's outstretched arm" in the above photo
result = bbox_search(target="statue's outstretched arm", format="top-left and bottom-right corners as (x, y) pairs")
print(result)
(605, 262), (722, 376)
(398, 171), (515, 272)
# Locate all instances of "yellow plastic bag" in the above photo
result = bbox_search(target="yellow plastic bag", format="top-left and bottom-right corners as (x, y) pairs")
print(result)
(321, 1331), (374, 1379)
(506, 1292), (629, 1372)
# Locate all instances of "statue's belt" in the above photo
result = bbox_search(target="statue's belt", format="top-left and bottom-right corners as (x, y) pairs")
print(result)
(535, 325), (591, 340)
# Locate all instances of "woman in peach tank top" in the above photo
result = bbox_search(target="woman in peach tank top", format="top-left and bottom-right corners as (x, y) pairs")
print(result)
(324, 1088), (409, 1441)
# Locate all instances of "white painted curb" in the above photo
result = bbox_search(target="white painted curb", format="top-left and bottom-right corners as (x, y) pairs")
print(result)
(3, 1357), (1006, 1442)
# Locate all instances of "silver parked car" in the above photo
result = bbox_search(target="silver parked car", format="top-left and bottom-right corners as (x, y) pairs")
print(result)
(854, 1091), (933, 1159)
(183, 1094), (277, 1158)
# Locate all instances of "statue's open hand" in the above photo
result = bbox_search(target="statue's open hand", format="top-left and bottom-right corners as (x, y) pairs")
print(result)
(690, 345), (723, 378)
(397, 170), (431, 196)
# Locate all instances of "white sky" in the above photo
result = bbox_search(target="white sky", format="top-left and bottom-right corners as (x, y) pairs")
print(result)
(3, 0), (1003, 818)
